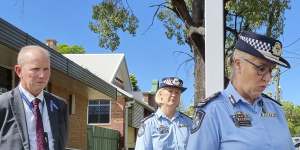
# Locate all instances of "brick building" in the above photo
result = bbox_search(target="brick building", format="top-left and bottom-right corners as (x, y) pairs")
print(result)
(0, 18), (117, 150)
(65, 54), (155, 149)
(0, 17), (156, 150)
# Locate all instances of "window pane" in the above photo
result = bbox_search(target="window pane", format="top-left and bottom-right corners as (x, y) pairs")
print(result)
(89, 100), (99, 105)
(99, 114), (110, 123)
(88, 99), (110, 124)
(100, 100), (110, 105)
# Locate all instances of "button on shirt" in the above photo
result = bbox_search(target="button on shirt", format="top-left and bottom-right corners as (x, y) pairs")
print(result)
(187, 83), (294, 150)
(135, 109), (192, 150)
(19, 85), (54, 150)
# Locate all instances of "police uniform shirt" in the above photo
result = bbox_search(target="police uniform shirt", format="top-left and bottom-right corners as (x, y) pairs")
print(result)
(135, 109), (192, 150)
(187, 83), (294, 150)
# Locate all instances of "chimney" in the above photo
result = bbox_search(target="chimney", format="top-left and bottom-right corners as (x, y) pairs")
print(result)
(45, 39), (57, 50)
(142, 80), (159, 109)
(151, 80), (159, 93)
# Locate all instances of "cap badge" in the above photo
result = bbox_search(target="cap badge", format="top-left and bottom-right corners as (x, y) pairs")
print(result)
(272, 42), (282, 56)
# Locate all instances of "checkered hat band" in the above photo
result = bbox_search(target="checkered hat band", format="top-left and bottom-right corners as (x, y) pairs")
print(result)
(240, 35), (272, 53)
(163, 78), (182, 86)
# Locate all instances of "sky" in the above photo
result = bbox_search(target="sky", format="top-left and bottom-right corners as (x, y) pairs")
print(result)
(0, 0), (299, 107)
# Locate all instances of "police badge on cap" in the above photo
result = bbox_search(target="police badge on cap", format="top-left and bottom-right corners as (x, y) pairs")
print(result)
(159, 77), (187, 92)
(235, 31), (290, 68)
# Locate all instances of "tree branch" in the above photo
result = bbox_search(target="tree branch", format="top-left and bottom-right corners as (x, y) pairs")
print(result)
(173, 50), (194, 59)
(188, 26), (205, 61)
(124, 0), (134, 15)
(192, 0), (204, 27)
(175, 58), (194, 76)
(171, 0), (194, 27)
(225, 26), (238, 38)
(143, 2), (170, 34)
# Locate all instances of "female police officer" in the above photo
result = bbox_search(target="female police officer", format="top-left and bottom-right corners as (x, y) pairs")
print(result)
(135, 77), (192, 150)
(187, 31), (294, 150)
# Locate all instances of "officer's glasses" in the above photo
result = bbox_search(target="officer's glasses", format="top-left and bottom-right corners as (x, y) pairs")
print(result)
(241, 58), (278, 78)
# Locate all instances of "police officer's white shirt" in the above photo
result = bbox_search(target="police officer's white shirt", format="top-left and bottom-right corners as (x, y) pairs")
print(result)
(19, 85), (54, 150)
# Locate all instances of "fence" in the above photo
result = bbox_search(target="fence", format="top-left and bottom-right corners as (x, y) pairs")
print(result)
(87, 126), (120, 150)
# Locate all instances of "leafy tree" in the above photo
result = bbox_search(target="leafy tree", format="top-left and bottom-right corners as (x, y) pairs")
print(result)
(282, 101), (300, 136)
(57, 44), (85, 54)
(89, 1), (138, 52)
(184, 104), (195, 117)
(129, 73), (139, 91)
(90, 0), (291, 104)
(177, 100), (186, 112)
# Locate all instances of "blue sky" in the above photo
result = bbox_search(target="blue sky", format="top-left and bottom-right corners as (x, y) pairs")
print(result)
(0, 0), (299, 107)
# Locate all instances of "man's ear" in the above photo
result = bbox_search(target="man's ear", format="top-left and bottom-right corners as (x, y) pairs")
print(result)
(234, 59), (242, 73)
(15, 64), (22, 78)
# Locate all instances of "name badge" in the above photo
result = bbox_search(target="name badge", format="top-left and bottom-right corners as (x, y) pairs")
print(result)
(261, 112), (277, 117)
(158, 125), (169, 134)
(231, 111), (252, 127)
(179, 124), (188, 128)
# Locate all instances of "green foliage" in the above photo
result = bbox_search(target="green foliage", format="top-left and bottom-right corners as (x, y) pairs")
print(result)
(89, 1), (138, 52)
(183, 104), (195, 118)
(57, 44), (85, 54)
(129, 73), (139, 91)
(225, 0), (289, 37)
(156, 0), (290, 64)
(224, 0), (290, 78)
(282, 101), (300, 136)
(157, 8), (186, 45)
(177, 100), (185, 112)
(156, 0), (192, 45)
(89, 0), (291, 102)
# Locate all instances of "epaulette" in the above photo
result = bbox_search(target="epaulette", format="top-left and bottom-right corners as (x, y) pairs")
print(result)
(196, 91), (221, 108)
(140, 113), (154, 123)
(262, 93), (282, 106)
(179, 112), (192, 119)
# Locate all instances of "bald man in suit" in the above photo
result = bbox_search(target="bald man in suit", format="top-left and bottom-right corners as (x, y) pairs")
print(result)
(0, 45), (69, 150)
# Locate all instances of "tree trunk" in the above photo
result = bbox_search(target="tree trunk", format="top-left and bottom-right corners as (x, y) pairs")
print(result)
(171, 0), (206, 104)
(193, 45), (205, 104)
(192, 0), (205, 103)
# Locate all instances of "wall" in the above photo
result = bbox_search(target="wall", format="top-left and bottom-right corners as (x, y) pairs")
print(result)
(127, 127), (136, 149)
(96, 96), (126, 149)
(50, 70), (89, 150)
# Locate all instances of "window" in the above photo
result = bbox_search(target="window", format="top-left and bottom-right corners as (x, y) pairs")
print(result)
(88, 99), (111, 124)
(0, 66), (12, 94)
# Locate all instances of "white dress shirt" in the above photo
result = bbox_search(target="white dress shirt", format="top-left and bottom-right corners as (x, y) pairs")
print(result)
(19, 85), (54, 150)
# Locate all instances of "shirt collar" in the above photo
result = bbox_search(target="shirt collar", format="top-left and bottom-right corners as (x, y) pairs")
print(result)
(224, 82), (262, 106)
(155, 108), (180, 121)
(18, 84), (44, 103)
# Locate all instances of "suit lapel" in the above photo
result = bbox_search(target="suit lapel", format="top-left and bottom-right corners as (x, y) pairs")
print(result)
(10, 88), (30, 150)
(44, 93), (59, 149)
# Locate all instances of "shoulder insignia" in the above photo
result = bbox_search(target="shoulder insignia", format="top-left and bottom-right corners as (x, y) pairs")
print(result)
(140, 113), (154, 123)
(191, 109), (205, 134)
(262, 93), (282, 106)
(137, 113), (154, 137)
(196, 92), (221, 108)
(179, 111), (192, 119)
(137, 123), (145, 137)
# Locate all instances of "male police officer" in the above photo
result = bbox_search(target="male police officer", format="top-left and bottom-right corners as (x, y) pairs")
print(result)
(187, 31), (294, 150)
(135, 77), (192, 150)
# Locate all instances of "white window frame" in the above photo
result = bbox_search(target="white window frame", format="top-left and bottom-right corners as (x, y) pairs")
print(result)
(87, 99), (112, 125)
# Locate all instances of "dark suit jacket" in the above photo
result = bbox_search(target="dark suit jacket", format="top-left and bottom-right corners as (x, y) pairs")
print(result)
(0, 88), (69, 150)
